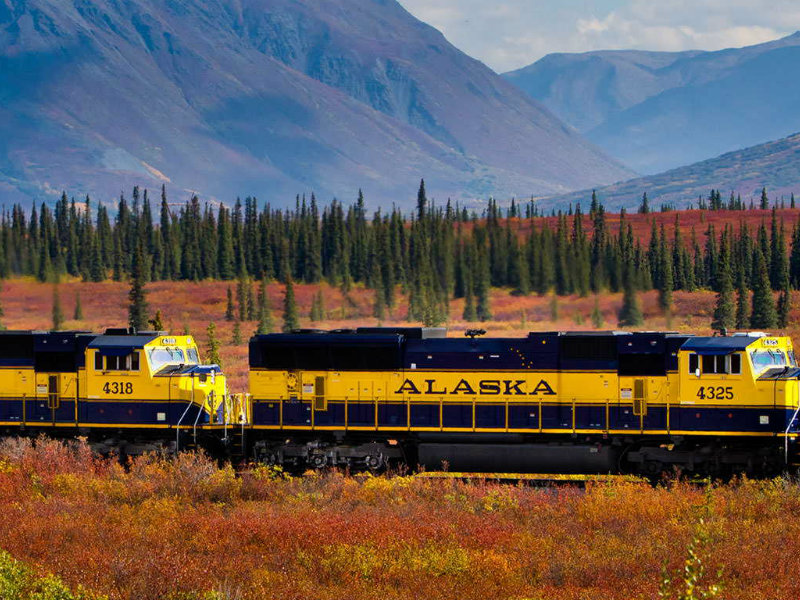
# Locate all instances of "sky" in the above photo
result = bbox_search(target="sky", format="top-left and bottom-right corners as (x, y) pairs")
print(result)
(399, 0), (800, 72)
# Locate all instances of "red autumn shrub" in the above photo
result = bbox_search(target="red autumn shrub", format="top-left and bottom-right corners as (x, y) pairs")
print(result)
(0, 438), (799, 599)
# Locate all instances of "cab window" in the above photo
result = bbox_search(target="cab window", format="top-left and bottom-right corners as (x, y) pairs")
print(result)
(702, 355), (717, 374)
(103, 352), (140, 371)
(751, 349), (787, 371)
(696, 353), (741, 375)
(147, 346), (201, 371)
(729, 353), (741, 374)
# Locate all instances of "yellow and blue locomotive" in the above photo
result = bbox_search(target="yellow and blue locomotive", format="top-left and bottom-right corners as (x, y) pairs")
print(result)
(246, 328), (800, 476)
(0, 328), (228, 456)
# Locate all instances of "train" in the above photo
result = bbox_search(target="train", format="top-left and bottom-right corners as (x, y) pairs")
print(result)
(1, 326), (799, 477)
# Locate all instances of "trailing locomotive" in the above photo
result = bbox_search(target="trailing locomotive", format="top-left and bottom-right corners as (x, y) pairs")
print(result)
(246, 328), (800, 477)
(0, 328), (229, 456)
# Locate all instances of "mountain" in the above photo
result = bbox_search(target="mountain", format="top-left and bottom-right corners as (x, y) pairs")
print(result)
(541, 131), (800, 212)
(503, 33), (800, 174)
(0, 0), (633, 208)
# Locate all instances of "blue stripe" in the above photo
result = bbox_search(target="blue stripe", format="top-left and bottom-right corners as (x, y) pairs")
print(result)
(0, 397), (209, 427)
(250, 399), (797, 434)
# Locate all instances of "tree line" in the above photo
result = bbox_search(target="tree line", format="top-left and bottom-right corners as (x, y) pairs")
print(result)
(2, 182), (798, 330)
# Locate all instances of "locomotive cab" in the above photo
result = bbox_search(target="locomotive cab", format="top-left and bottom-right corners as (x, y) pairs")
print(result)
(85, 330), (227, 427)
(678, 334), (800, 436)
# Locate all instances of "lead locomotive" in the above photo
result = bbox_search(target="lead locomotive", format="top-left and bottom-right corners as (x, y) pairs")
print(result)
(246, 328), (800, 477)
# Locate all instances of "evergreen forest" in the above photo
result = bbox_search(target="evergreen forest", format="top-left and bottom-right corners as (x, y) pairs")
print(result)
(2, 181), (798, 330)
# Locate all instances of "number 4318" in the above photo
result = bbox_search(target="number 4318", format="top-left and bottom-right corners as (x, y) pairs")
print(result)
(103, 381), (133, 394)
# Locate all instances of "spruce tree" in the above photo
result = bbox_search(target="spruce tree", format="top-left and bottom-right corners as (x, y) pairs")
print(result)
(89, 235), (104, 282)
(256, 278), (274, 334)
(225, 287), (235, 321)
(37, 243), (52, 283)
(462, 279), (477, 322)
(617, 229), (643, 327)
(246, 279), (257, 320)
(236, 276), (247, 321)
(638, 192), (650, 214)
(309, 289), (325, 322)
(51, 285), (64, 331)
(282, 277), (299, 332)
(416, 179), (427, 221)
(618, 282), (643, 327)
(750, 249), (777, 329)
(711, 255), (735, 333)
(232, 320), (242, 344)
(777, 265), (792, 328)
(73, 292), (83, 321)
(149, 309), (164, 331)
(373, 289), (385, 321)
(206, 322), (221, 366)
(127, 243), (149, 332)
(590, 296), (603, 328)
(657, 231), (673, 316)
(790, 217), (800, 288)
(769, 211), (787, 289)
(735, 269), (750, 329)
(474, 231), (492, 321)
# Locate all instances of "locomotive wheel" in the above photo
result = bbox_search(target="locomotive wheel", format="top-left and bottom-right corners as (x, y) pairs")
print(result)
(310, 453), (327, 469)
(364, 453), (384, 472)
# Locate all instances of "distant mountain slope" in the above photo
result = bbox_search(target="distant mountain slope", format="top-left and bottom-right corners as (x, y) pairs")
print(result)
(504, 33), (800, 174)
(541, 131), (800, 212)
(0, 0), (633, 208)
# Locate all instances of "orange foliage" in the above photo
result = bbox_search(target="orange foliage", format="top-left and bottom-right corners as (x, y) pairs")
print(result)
(0, 437), (799, 599)
(499, 207), (800, 245)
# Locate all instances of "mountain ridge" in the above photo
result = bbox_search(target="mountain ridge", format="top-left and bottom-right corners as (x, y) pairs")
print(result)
(503, 32), (800, 174)
(541, 130), (800, 211)
(0, 0), (633, 208)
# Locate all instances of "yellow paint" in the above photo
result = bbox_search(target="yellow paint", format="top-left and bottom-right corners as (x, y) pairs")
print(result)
(247, 335), (800, 434)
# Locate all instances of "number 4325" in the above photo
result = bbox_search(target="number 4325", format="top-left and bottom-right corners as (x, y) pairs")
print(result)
(697, 386), (733, 400)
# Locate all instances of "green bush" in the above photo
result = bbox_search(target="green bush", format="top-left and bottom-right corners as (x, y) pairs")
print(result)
(0, 551), (105, 600)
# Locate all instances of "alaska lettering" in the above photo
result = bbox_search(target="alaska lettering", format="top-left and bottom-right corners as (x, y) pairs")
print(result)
(394, 378), (556, 396)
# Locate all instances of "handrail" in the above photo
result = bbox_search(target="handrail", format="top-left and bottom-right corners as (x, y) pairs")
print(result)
(223, 379), (229, 441)
(175, 400), (194, 453)
(785, 386), (800, 464)
(269, 393), (683, 405)
(192, 392), (206, 444)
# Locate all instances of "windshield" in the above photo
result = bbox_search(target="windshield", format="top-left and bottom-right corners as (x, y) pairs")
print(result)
(751, 349), (788, 371)
(148, 347), (199, 371)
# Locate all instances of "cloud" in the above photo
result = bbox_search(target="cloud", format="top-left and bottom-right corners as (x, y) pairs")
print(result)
(398, 0), (800, 72)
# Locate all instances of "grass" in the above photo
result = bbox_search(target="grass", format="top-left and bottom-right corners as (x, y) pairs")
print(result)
(0, 437), (797, 599)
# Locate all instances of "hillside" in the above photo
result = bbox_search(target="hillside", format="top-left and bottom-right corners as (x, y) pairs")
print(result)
(504, 32), (800, 174)
(0, 0), (632, 208)
(542, 131), (800, 211)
